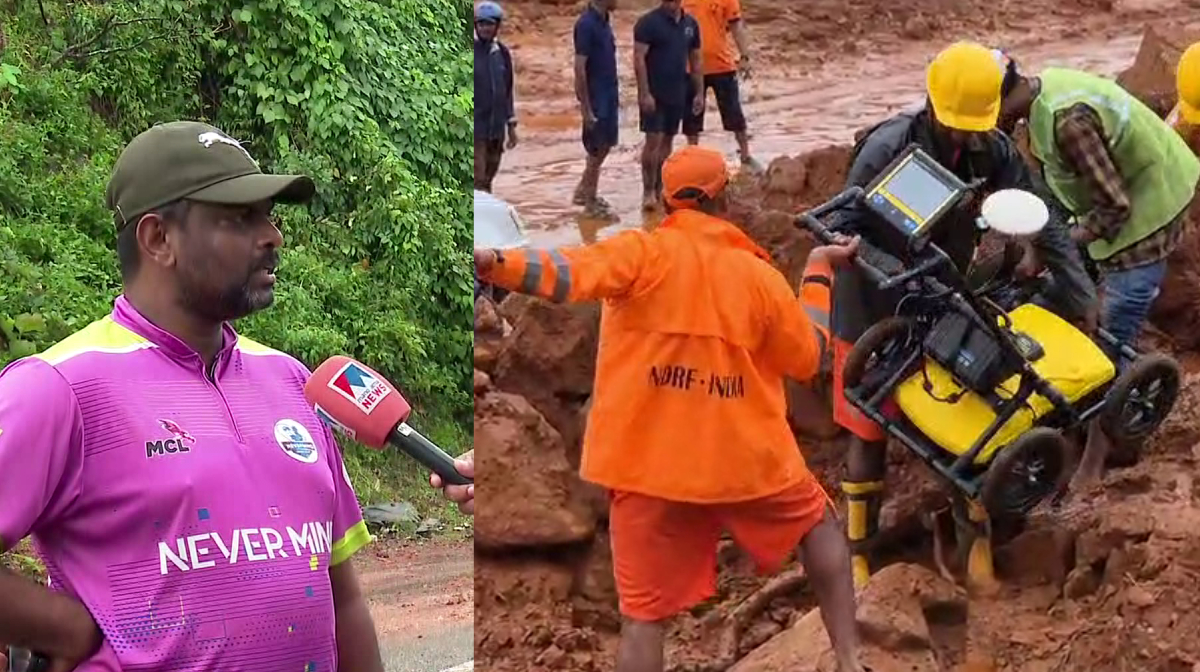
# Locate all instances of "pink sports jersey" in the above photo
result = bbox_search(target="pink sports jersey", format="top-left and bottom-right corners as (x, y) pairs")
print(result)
(0, 295), (371, 671)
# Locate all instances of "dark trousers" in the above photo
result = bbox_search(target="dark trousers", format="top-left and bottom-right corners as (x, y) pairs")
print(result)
(474, 138), (504, 192)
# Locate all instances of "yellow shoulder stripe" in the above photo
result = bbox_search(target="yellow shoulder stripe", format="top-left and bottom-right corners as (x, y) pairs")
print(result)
(236, 335), (289, 357)
(329, 520), (373, 566)
(35, 316), (153, 367)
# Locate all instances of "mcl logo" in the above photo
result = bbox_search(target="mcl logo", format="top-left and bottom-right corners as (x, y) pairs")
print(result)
(147, 419), (197, 458)
(327, 362), (391, 414)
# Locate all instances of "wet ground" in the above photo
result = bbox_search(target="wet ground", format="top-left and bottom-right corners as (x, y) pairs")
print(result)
(357, 537), (474, 672)
(492, 1), (1200, 247)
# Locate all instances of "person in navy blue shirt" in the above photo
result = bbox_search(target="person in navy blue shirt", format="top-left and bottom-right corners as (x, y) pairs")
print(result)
(634, 1), (703, 211)
(573, 0), (620, 217)
(474, 1), (518, 192)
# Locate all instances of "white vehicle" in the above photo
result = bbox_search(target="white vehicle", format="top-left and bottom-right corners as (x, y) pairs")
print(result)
(474, 190), (529, 302)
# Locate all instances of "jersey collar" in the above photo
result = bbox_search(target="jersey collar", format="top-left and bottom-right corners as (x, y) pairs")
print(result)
(111, 294), (239, 367)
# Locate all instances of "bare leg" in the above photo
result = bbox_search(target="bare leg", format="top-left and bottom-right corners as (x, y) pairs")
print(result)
(735, 130), (752, 161)
(655, 134), (676, 195)
(798, 508), (864, 672)
(615, 618), (666, 672)
(641, 133), (661, 210)
(575, 146), (611, 208)
(685, 134), (700, 146)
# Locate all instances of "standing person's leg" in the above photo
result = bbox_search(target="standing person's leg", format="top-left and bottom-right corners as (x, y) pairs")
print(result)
(830, 268), (891, 589)
(640, 100), (666, 210)
(710, 72), (759, 170)
(1099, 259), (1168, 359)
(656, 98), (686, 197)
(609, 492), (723, 672)
(1073, 257), (1169, 489)
(681, 75), (708, 146)
(474, 138), (492, 191)
(482, 138), (505, 193)
(575, 113), (618, 214)
(641, 133), (664, 210)
(720, 478), (863, 672)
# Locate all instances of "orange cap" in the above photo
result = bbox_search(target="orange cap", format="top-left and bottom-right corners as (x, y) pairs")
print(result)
(661, 145), (729, 208)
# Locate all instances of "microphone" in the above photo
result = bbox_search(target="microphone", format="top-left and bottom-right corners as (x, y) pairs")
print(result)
(303, 356), (472, 486)
(7, 647), (49, 672)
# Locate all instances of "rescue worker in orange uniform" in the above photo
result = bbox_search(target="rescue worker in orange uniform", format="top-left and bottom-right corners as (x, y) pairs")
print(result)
(474, 145), (866, 672)
(1171, 42), (1200, 155)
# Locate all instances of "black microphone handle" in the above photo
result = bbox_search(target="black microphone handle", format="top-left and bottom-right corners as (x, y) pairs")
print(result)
(386, 422), (473, 486)
(6, 647), (49, 672)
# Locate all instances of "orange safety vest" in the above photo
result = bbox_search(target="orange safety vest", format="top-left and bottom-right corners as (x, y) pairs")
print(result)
(483, 209), (834, 503)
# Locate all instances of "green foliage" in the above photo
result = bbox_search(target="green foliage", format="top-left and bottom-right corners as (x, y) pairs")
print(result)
(0, 0), (473, 515)
(0, 539), (46, 582)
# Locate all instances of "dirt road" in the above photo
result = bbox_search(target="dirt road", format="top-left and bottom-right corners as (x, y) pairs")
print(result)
(357, 538), (474, 672)
(492, 0), (1199, 246)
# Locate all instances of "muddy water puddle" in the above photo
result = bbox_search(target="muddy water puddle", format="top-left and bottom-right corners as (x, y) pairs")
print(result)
(492, 17), (1193, 247)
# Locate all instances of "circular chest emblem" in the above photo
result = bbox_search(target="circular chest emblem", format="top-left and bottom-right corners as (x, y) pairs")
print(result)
(275, 419), (319, 464)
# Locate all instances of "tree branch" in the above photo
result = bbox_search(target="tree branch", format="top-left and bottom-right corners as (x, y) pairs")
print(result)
(51, 15), (166, 68)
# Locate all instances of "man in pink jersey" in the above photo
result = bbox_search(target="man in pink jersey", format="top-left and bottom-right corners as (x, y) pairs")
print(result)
(0, 121), (384, 671)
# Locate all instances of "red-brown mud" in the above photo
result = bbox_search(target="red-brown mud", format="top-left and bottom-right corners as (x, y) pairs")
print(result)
(477, 2), (1200, 670)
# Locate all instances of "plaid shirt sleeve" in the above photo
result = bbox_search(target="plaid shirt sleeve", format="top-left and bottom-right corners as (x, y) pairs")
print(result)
(1053, 103), (1133, 243)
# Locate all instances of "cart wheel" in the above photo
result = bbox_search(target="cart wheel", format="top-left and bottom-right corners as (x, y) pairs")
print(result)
(842, 317), (914, 389)
(980, 427), (1072, 519)
(1100, 353), (1181, 447)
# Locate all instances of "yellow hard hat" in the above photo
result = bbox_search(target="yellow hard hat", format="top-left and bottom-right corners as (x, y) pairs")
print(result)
(1177, 42), (1200, 124)
(926, 42), (1005, 132)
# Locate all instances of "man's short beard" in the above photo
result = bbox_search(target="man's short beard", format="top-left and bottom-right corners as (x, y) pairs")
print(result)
(177, 263), (273, 323)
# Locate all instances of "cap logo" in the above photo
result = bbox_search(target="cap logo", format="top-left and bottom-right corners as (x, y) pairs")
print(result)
(197, 131), (259, 167)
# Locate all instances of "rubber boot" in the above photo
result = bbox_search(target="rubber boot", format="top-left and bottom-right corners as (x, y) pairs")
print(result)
(953, 495), (1000, 596)
(842, 479), (884, 590)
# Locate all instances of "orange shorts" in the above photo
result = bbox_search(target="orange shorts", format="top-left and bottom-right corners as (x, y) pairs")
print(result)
(608, 477), (833, 622)
(831, 336), (889, 442)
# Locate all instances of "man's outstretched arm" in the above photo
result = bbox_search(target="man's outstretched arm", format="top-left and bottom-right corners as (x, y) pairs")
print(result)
(476, 231), (660, 303)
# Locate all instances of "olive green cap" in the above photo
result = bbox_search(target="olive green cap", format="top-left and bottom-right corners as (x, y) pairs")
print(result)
(105, 120), (316, 230)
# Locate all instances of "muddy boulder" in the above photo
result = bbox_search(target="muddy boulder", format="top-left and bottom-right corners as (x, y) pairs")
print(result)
(1117, 26), (1200, 117)
(731, 563), (961, 672)
(475, 392), (596, 550)
(474, 296), (507, 374)
(494, 294), (600, 461)
(570, 532), (620, 632)
(752, 146), (852, 214)
(474, 368), (493, 396)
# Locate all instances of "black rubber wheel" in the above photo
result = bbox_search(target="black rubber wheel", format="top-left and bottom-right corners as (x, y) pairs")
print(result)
(1099, 353), (1181, 447)
(980, 427), (1073, 519)
(841, 316), (914, 389)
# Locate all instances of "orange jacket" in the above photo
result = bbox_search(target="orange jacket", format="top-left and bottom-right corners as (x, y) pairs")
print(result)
(482, 209), (834, 503)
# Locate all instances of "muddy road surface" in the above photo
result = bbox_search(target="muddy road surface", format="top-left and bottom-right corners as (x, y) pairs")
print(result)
(491, 0), (1200, 246)
(358, 538), (474, 672)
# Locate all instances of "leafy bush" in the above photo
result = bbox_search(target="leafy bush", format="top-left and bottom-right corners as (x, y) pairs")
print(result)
(0, 0), (473, 515)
